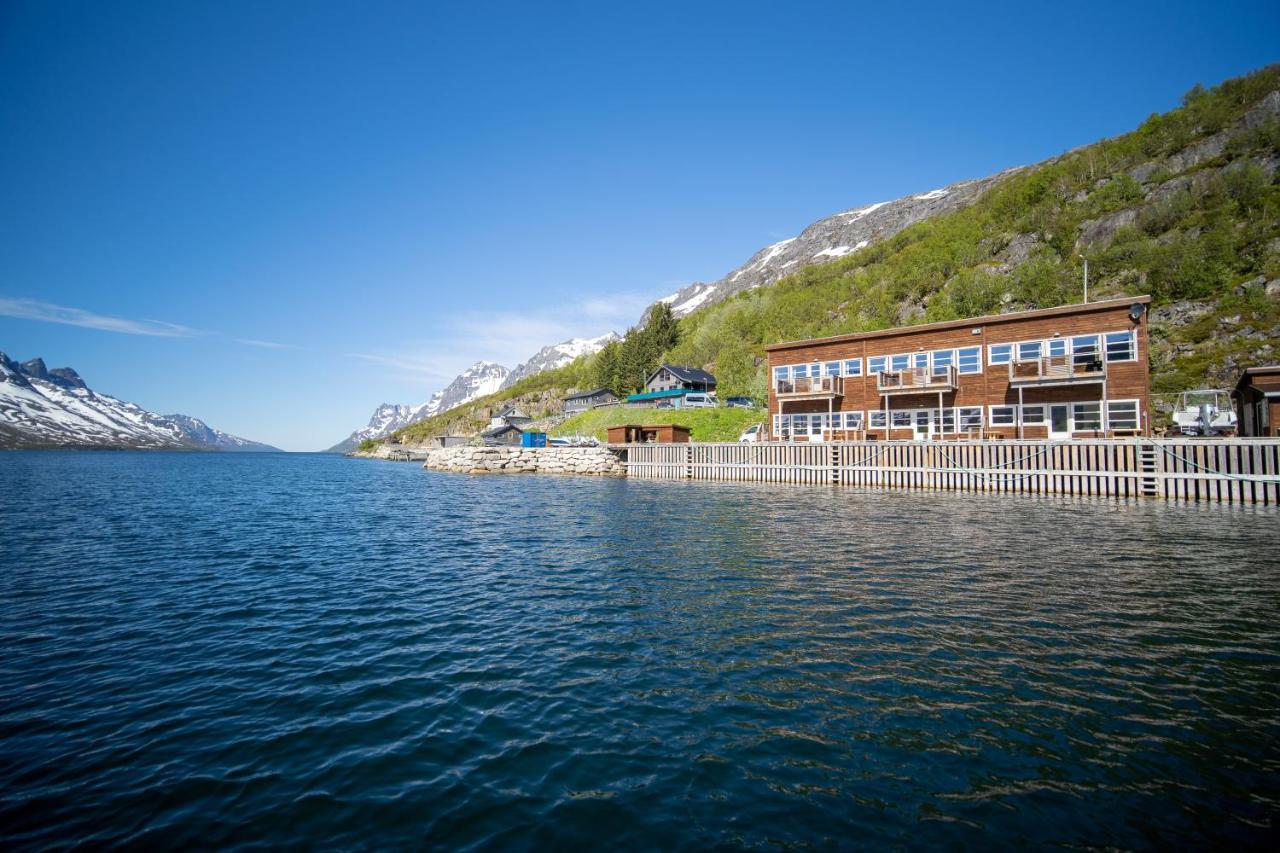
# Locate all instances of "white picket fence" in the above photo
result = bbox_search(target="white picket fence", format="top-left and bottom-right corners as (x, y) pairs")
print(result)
(622, 439), (1280, 504)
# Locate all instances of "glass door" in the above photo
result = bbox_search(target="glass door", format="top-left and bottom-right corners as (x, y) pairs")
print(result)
(1049, 404), (1070, 438)
(914, 410), (932, 440)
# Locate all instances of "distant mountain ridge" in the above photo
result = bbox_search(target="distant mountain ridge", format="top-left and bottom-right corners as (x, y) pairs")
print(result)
(328, 360), (510, 453)
(331, 333), (625, 452)
(0, 352), (279, 451)
(499, 332), (619, 389)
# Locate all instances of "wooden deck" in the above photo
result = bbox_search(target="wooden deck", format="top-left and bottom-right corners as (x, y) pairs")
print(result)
(623, 438), (1280, 504)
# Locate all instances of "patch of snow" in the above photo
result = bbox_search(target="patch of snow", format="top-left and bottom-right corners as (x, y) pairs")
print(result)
(814, 245), (853, 259)
(748, 237), (796, 273)
(914, 188), (949, 200)
(837, 201), (887, 221)
(672, 285), (717, 315)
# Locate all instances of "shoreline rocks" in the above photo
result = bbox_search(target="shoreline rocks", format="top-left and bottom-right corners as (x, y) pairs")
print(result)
(422, 445), (626, 477)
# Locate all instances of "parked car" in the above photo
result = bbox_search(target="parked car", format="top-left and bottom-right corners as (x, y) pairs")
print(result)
(739, 424), (763, 443)
(682, 393), (718, 408)
(724, 396), (759, 409)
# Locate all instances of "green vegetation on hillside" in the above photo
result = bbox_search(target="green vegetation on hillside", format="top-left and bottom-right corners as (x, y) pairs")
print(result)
(555, 406), (766, 443)
(380, 65), (1279, 447)
(664, 66), (1280, 402)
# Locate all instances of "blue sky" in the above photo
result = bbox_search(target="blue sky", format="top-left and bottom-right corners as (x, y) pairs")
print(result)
(1, 1), (1276, 450)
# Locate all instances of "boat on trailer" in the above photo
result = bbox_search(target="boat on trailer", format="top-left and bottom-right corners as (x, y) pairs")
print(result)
(1170, 389), (1237, 436)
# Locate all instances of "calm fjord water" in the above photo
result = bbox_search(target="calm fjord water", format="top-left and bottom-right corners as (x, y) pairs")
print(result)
(1, 451), (1278, 848)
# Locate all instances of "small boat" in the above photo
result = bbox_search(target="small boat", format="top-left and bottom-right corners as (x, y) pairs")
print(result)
(1171, 389), (1237, 436)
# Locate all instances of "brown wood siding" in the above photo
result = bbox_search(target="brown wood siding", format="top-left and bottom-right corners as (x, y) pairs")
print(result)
(767, 301), (1151, 438)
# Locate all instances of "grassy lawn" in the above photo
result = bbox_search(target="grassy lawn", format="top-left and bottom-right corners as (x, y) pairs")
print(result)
(553, 406), (766, 442)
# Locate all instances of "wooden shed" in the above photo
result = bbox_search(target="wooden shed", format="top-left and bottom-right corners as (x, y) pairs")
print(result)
(1233, 366), (1280, 437)
(606, 424), (692, 444)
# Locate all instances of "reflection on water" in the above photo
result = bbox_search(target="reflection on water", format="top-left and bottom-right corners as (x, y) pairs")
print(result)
(1, 451), (1277, 847)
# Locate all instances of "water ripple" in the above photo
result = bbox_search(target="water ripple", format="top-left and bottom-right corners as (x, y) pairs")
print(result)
(1, 451), (1278, 848)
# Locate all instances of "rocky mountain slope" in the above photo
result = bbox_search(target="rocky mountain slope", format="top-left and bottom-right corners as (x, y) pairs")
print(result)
(364, 65), (1280, 447)
(656, 169), (1023, 319)
(661, 66), (1280, 408)
(328, 360), (510, 452)
(499, 333), (619, 390)
(0, 353), (279, 451)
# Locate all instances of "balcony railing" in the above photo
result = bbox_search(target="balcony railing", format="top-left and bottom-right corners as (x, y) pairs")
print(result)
(876, 365), (958, 394)
(1008, 356), (1106, 385)
(775, 375), (844, 398)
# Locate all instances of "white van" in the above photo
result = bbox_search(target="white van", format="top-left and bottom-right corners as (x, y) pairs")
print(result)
(739, 424), (763, 443)
(682, 393), (718, 408)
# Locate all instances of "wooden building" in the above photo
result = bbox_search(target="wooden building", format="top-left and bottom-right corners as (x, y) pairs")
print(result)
(765, 297), (1152, 441)
(644, 365), (716, 395)
(564, 388), (619, 415)
(489, 406), (533, 430)
(1232, 366), (1280, 437)
(607, 424), (692, 444)
(481, 423), (524, 446)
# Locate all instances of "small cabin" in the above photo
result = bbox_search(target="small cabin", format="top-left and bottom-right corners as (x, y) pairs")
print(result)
(1233, 366), (1280, 437)
(564, 388), (619, 415)
(489, 406), (533, 430)
(606, 424), (692, 444)
(482, 423), (524, 446)
(644, 365), (716, 395)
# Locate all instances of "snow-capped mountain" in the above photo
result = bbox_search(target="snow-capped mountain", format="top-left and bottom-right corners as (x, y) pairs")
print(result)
(499, 332), (619, 390)
(328, 361), (510, 452)
(654, 168), (1023, 318)
(0, 353), (279, 451)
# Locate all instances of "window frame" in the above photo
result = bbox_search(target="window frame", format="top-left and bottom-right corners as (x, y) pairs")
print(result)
(1072, 401), (1102, 431)
(990, 405), (1017, 426)
(1106, 399), (1140, 430)
(988, 343), (1012, 365)
(956, 346), (981, 374)
(1104, 330), (1136, 363)
(842, 358), (862, 377)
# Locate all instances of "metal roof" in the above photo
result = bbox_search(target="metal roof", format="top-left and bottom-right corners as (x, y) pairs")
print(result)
(646, 364), (717, 385)
(565, 387), (616, 401)
(764, 296), (1152, 352)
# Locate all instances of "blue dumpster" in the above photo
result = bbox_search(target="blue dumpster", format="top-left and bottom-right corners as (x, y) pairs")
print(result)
(521, 431), (547, 448)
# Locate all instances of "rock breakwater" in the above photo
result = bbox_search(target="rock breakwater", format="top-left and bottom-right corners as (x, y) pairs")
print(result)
(423, 445), (625, 477)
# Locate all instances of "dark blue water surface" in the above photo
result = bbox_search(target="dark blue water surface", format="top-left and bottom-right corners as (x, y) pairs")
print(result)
(2, 451), (1279, 849)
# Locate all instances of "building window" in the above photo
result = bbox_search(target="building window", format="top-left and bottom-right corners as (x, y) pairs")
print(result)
(1017, 340), (1043, 362)
(869, 410), (887, 428)
(958, 407), (983, 430)
(892, 410), (912, 427)
(792, 364), (808, 379)
(843, 411), (864, 430)
(773, 366), (787, 384)
(911, 352), (928, 369)
(933, 349), (954, 375)
(1107, 400), (1139, 430)
(890, 354), (910, 371)
(1021, 405), (1046, 424)
(957, 347), (981, 374)
(1073, 402), (1102, 430)
(868, 356), (887, 375)
(1047, 338), (1068, 358)
(843, 359), (862, 377)
(824, 361), (841, 377)
(990, 406), (1016, 426)
(988, 343), (1012, 365)
(1105, 331), (1135, 362)
(1072, 335), (1100, 367)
